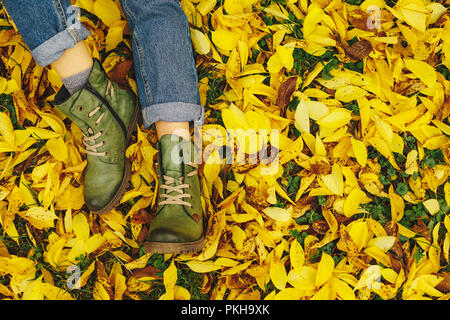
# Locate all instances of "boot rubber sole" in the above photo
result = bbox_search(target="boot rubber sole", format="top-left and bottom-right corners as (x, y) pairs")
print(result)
(143, 236), (205, 254)
(92, 100), (142, 215)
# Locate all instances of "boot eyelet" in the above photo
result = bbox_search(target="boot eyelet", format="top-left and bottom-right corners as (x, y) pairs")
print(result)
(78, 106), (83, 112)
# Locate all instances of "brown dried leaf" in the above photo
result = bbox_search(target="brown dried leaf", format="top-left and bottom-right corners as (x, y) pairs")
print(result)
(435, 272), (450, 293)
(312, 219), (329, 235)
(131, 264), (161, 278)
(276, 77), (297, 107)
(107, 59), (133, 89)
(411, 220), (432, 242)
(345, 40), (373, 60)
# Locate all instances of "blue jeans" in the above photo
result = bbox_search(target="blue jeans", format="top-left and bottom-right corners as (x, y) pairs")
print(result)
(2, 0), (204, 128)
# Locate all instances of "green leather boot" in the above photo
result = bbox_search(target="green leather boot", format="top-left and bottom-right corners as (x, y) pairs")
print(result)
(52, 59), (140, 214)
(144, 134), (205, 254)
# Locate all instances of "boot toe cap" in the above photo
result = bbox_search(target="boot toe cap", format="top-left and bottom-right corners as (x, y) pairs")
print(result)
(148, 228), (193, 243)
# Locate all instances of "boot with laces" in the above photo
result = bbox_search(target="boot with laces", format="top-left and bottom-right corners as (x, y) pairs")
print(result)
(144, 134), (204, 254)
(52, 59), (140, 214)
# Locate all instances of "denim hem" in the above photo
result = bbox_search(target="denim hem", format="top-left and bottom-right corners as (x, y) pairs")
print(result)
(30, 25), (91, 66)
(142, 102), (205, 129)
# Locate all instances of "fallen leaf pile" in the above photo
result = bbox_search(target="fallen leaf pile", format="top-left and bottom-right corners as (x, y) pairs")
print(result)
(0, 0), (449, 300)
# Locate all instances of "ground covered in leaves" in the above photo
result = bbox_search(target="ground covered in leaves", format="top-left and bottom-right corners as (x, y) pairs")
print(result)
(0, 0), (450, 300)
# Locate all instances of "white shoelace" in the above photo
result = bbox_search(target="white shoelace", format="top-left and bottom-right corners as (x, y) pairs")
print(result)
(159, 162), (198, 206)
(82, 106), (106, 157)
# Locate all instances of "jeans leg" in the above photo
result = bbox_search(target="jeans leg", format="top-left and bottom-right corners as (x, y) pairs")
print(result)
(2, 0), (90, 66)
(119, 0), (204, 129)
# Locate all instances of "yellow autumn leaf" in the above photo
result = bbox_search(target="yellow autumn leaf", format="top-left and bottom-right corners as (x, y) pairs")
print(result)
(287, 266), (317, 291)
(162, 260), (177, 300)
(24, 207), (58, 230)
(321, 164), (344, 196)
(105, 21), (126, 52)
(335, 85), (368, 103)
(211, 29), (240, 51)
(348, 220), (371, 252)
(404, 59), (437, 88)
(93, 0), (122, 26)
(203, 149), (222, 182)
(316, 108), (352, 129)
(289, 240), (305, 274)
(262, 207), (291, 222)
(335, 277), (356, 300)
(343, 188), (366, 218)
(72, 213), (90, 241)
(46, 137), (68, 162)
(270, 259), (287, 290)
(405, 150), (418, 175)
(389, 185), (405, 222)
(0, 112), (15, 146)
(423, 199), (440, 215)
(396, 0), (429, 32)
(367, 236), (396, 252)
(294, 98), (310, 133)
(93, 281), (110, 300)
(190, 28), (211, 55)
(315, 252), (334, 288)
(186, 260), (222, 273)
(196, 0), (216, 16)
(351, 138), (367, 167)
(355, 265), (382, 290)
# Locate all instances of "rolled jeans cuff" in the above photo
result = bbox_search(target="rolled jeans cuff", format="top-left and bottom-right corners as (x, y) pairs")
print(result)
(30, 25), (91, 66)
(142, 102), (205, 129)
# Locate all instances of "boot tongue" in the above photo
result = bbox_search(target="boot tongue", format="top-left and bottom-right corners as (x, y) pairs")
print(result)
(159, 134), (187, 179)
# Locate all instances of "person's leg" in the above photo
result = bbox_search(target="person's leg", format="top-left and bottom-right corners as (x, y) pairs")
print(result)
(2, 0), (93, 94)
(120, 0), (205, 253)
(2, 0), (92, 72)
(51, 41), (93, 79)
(3, 0), (139, 214)
(119, 0), (205, 137)
(154, 121), (191, 141)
